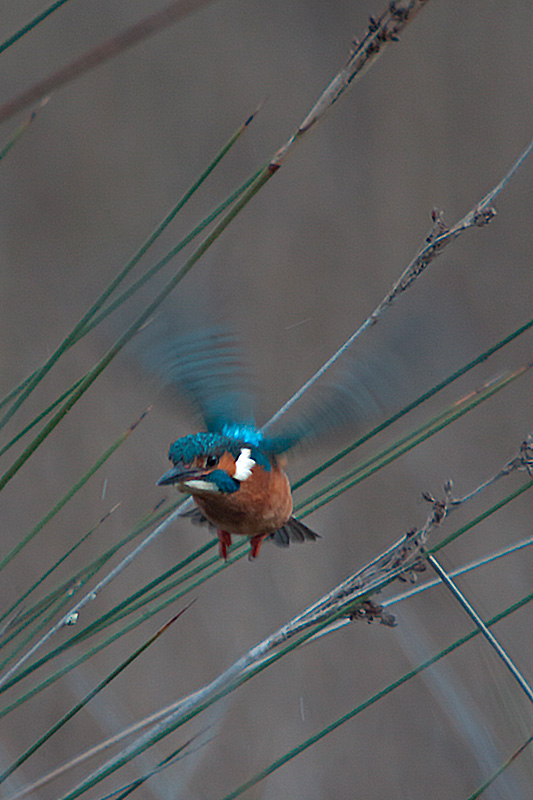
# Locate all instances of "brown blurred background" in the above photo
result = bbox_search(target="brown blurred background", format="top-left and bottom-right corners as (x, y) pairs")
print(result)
(1, 1), (533, 798)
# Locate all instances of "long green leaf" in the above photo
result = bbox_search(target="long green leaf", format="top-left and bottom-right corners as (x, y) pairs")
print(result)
(0, 606), (192, 785)
(219, 591), (533, 800)
(292, 316), (533, 492)
(0, 1), (72, 56)
(296, 366), (531, 517)
(0, 410), (148, 573)
(0, 112), (256, 430)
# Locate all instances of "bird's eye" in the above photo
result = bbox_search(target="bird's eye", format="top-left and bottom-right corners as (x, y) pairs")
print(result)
(205, 455), (219, 469)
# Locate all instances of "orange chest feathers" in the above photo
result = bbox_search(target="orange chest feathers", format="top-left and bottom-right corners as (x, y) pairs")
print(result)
(193, 460), (293, 538)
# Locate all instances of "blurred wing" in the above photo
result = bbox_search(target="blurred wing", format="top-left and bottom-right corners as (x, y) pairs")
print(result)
(147, 326), (255, 432)
(263, 301), (463, 456)
(264, 357), (396, 454)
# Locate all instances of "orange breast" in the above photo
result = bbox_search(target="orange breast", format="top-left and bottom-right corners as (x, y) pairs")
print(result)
(193, 463), (293, 537)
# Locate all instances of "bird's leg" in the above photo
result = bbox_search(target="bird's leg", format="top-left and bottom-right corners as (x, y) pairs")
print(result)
(217, 530), (232, 560)
(249, 534), (266, 561)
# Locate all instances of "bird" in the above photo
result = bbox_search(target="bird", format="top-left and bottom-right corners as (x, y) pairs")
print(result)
(152, 324), (397, 561)
(157, 425), (319, 560)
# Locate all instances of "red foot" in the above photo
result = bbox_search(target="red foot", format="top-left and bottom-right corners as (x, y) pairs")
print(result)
(249, 534), (266, 561)
(217, 530), (232, 560)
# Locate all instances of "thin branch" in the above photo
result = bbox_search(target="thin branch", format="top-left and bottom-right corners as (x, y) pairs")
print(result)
(265, 134), (533, 431)
(384, 534), (533, 608)
(0, 502), (184, 691)
(420, 436), (533, 703)
(307, 435), (533, 642)
(270, 1), (431, 168)
(427, 554), (533, 704)
(8, 434), (532, 799)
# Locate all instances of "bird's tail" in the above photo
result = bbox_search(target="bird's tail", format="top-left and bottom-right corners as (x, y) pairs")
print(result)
(269, 517), (320, 547)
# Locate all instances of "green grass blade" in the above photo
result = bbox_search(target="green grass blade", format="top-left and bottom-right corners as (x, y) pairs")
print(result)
(101, 739), (198, 800)
(55, 606), (350, 800)
(0, 497), (177, 656)
(0, 499), (178, 651)
(296, 366), (531, 518)
(0, 590), (78, 677)
(0, 374), (34, 412)
(219, 592), (533, 800)
(0, 163), (262, 459)
(0, 1), (72, 56)
(0, 606), (191, 786)
(466, 736), (533, 800)
(0, 99), (48, 161)
(0, 545), (245, 715)
(0, 505), (119, 650)
(63, 540), (218, 641)
(0, 163), (273, 494)
(0, 112), (256, 431)
(0, 410), (148, 573)
(80, 166), (264, 337)
(292, 316), (533, 492)
(0, 377), (83, 459)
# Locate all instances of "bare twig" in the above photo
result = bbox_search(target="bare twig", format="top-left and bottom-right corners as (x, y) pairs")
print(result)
(0, 0), (434, 690)
(265, 135), (533, 430)
(310, 434), (533, 642)
(420, 438), (533, 704)
(8, 435), (532, 799)
(385, 534), (533, 607)
(271, 1), (431, 168)
(371, 135), (533, 313)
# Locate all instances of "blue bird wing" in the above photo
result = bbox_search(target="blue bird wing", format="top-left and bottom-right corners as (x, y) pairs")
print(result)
(263, 351), (401, 455)
(147, 326), (256, 433)
(262, 287), (476, 456)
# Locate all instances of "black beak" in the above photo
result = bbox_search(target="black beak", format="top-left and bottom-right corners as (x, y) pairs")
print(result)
(156, 466), (205, 486)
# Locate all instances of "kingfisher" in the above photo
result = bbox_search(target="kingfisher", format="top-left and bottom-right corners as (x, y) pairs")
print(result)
(153, 325), (392, 560)
(157, 426), (318, 559)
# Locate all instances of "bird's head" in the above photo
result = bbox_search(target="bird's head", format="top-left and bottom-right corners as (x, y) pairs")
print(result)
(157, 428), (272, 495)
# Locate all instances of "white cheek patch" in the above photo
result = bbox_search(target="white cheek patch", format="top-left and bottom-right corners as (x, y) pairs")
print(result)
(233, 448), (256, 482)
(183, 479), (221, 493)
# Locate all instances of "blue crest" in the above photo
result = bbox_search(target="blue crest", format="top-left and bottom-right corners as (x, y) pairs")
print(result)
(168, 432), (241, 465)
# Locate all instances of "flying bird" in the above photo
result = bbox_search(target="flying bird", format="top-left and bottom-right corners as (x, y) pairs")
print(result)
(154, 326), (393, 560)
